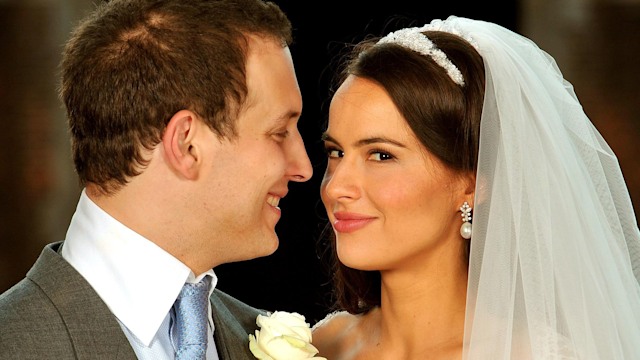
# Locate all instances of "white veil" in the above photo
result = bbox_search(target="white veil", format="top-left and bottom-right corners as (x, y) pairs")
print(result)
(422, 16), (640, 359)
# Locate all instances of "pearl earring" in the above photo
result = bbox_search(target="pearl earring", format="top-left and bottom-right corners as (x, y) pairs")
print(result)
(459, 201), (472, 239)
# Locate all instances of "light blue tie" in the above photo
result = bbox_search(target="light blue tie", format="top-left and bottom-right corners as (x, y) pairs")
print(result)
(173, 277), (210, 360)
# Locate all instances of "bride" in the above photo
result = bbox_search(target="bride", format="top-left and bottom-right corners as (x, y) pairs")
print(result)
(312, 16), (640, 359)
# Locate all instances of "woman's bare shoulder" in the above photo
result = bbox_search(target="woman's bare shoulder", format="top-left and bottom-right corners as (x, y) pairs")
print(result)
(313, 310), (356, 333)
(312, 310), (363, 359)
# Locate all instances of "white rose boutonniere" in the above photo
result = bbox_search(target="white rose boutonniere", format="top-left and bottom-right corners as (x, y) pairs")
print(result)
(248, 311), (326, 360)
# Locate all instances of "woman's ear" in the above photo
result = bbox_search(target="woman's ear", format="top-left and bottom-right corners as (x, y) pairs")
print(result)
(462, 172), (476, 208)
(162, 110), (201, 180)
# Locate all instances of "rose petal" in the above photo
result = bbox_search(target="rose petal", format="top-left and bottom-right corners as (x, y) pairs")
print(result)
(249, 334), (274, 360)
(283, 334), (307, 348)
(249, 311), (322, 359)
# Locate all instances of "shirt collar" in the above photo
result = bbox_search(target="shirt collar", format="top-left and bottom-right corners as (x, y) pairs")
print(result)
(61, 189), (218, 346)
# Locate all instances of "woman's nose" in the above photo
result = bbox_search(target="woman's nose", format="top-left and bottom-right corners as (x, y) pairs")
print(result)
(321, 160), (360, 202)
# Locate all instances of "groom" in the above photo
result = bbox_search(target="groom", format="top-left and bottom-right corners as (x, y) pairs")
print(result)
(0, 0), (312, 359)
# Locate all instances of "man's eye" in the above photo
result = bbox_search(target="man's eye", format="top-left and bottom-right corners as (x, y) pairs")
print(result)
(273, 130), (289, 139)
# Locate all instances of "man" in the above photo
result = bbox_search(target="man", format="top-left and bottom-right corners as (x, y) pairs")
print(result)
(0, 0), (312, 359)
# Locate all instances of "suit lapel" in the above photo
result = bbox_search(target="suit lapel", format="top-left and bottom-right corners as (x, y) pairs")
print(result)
(28, 242), (137, 359)
(211, 294), (256, 360)
(30, 243), (261, 359)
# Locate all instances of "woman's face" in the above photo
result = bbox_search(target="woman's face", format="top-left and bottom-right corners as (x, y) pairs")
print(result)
(321, 76), (471, 272)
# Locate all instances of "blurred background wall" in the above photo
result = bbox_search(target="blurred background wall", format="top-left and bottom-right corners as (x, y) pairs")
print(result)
(1, 0), (638, 324)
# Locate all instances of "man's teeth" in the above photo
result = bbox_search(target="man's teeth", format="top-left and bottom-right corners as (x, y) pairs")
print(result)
(267, 195), (281, 208)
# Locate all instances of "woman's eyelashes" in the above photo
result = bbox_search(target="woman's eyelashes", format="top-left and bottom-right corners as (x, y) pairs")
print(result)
(324, 143), (395, 162)
(367, 149), (395, 161)
(324, 145), (344, 159)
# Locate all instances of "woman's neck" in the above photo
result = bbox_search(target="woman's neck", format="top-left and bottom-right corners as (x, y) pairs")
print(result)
(372, 256), (468, 359)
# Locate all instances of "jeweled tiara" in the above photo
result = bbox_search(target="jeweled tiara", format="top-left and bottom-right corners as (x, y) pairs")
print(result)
(376, 20), (478, 87)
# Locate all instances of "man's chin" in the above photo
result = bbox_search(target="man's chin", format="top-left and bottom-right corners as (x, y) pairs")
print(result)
(242, 233), (280, 260)
(257, 234), (279, 257)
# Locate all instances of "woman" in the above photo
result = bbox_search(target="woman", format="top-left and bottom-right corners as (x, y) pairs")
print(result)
(312, 16), (640, 359)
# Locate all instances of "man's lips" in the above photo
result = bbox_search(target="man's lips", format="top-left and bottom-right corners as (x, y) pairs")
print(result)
(267, 194), (281, 209)
(333, 211), (376, 233)
(267, 189), (288, 210)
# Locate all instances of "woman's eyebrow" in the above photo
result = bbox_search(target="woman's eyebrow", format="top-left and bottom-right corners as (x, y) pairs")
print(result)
(354, 137), (406, 148)
(321, 133), (406, 148)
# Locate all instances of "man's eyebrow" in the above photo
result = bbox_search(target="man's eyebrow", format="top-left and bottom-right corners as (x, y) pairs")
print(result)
(321, 132), (406, 148)
(273, 110), (301, 124)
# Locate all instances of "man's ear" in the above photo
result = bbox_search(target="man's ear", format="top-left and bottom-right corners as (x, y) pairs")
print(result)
(162, 110), (201, 180)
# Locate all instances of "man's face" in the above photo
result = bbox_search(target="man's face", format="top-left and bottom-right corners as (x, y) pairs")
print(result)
(197, 37), (312, 264)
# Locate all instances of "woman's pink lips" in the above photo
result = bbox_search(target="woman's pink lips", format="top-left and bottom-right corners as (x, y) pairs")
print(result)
(332, 212), (376, 233)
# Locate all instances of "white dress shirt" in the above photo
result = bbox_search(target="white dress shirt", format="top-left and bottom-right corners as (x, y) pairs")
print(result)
(61, 189), (220, 360)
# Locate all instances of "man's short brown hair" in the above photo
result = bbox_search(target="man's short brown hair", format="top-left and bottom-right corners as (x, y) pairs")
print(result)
(60, 0), (292, 193)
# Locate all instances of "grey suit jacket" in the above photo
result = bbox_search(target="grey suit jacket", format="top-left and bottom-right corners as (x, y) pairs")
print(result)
(0, 242), (264, 359)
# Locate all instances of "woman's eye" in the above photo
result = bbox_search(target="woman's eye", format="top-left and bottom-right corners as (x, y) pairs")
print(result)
(368, 151), (394, 161)
(325, 148), (343, 158)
